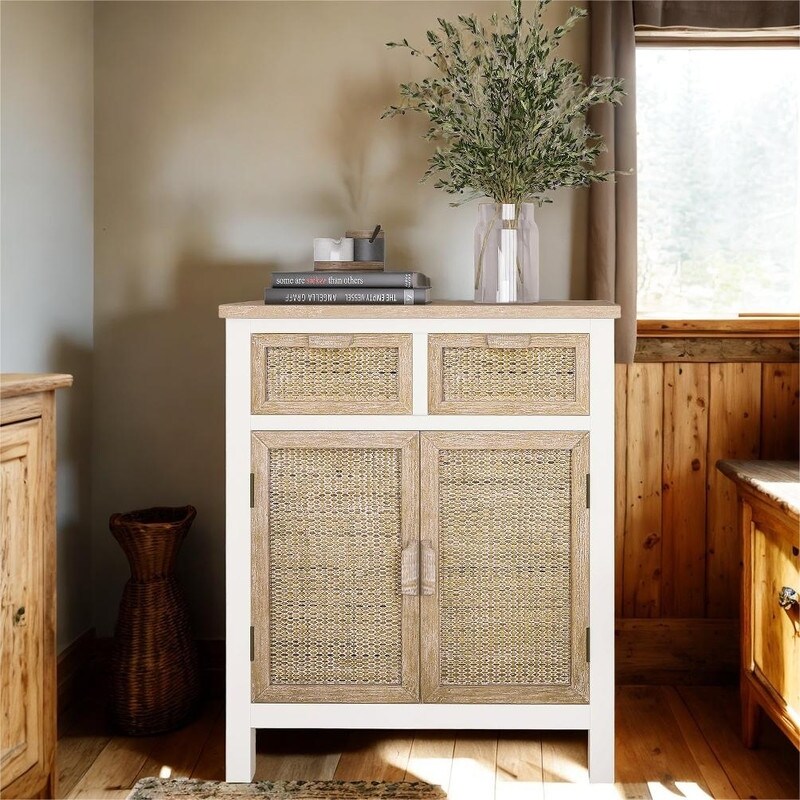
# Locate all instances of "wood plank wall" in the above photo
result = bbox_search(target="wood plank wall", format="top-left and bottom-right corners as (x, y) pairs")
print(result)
(615, 357), (799, 682)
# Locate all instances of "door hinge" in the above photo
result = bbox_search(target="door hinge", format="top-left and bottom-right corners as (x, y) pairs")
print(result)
(250, 473), (255, 508)
(586, 474), (590, 509)
(250, 625), (255, 662)
(586, 627), (590, 662)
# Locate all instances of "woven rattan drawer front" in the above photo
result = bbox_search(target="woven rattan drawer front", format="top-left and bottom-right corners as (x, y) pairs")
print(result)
(428, 333), (589, 415)
(420, 431), (589, 704)
(251, 334), (412, 414)
(251, 431), (419, 703)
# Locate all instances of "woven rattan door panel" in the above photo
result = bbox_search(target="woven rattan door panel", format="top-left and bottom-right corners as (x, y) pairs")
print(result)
(420, 431), (589, 704)
(251, 334), (412, 414)
(428, 334), (589, 415)
(251, 431), (419, 702)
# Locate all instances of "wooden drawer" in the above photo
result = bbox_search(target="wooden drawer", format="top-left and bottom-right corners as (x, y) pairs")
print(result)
(428, 333), (589, 415)
(251, 333), (412, 414)
(751, 513), (800, 722)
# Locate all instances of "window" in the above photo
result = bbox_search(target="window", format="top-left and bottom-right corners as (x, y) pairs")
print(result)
(636, 46), (799, 317)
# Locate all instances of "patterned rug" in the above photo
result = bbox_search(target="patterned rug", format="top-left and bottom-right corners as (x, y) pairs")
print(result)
(127, 777), (446, 799)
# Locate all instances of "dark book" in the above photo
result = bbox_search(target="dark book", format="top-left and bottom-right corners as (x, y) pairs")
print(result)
(264, 287), (431, 305)
(271, 271), (430, 289)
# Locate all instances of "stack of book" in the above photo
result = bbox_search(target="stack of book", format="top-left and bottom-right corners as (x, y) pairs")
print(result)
(264, 270), (431, 305)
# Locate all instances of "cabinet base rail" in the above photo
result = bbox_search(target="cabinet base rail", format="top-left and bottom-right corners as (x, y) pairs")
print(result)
(248, 702), (592, 729)
(227, 704), (614, 784)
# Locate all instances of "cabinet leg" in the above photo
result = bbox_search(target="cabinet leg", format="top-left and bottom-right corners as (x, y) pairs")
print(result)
(588, 725), (615, 783)
(226, 722), (255, 782)
(741, 678), (761, 749)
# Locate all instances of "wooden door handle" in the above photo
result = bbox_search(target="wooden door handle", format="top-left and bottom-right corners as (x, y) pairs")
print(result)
(401, 545), (419, 596)
(307, 334), (354, 349)
(421, 542), (436, 595)
(486, 334), (531, 349)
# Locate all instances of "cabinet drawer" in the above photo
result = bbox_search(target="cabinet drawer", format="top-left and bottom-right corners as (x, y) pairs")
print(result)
(251, 334), (412, 414)
(428, 334), (589, 415)
(752, 517), (800, 717)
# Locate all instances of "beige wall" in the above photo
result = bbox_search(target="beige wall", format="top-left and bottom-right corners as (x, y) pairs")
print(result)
(93, 0), (590, 637)
(1, 1), (94, 651)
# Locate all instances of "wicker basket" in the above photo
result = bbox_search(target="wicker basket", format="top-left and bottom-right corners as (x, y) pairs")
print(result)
(110, 506), (201, 735)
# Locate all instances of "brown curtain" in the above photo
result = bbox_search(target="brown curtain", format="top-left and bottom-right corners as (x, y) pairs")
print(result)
(588, 2), (637, 363)
(587, 0), (798, 364)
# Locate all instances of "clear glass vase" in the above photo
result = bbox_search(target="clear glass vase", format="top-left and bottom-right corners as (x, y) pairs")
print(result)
(474, 202), (539, 303)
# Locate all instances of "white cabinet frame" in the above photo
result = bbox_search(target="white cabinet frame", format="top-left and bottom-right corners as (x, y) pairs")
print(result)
(224, 305), (616, 784)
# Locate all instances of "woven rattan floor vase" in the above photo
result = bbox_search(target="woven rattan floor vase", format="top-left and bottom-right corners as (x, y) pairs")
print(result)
(110, 506), (201, 735)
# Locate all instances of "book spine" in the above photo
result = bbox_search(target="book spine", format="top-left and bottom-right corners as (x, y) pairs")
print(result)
(271, 272), (429, 289)
(264, 288), (430, 305)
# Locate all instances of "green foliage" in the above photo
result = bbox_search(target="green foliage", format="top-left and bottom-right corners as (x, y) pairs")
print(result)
(383, 0), (625, 205)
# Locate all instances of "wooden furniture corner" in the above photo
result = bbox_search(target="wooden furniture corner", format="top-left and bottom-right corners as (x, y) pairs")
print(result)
(717, 459), (800, 752)
(1, 373), (72, 800)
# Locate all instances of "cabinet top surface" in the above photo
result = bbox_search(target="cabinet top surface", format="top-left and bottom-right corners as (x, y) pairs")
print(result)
(218, 300), (621, 320)
(0, 373), (73, 398)
(717, 459), (800, 519)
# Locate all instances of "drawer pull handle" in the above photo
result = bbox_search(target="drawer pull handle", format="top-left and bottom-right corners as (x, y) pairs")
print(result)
(307, 335), (354, 349)
(421, 541), (436, 595)
(400, 545), (419, 596)
(779, 587), (798, 609)
(486, 334), (531, 349)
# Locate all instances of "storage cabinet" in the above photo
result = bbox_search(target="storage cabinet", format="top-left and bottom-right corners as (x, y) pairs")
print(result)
(221, 301), (619, 784)
(1, 373), (72, 800)
(717, 459), (799, 751)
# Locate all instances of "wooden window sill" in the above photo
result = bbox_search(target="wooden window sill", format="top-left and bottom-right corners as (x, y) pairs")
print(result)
(634, 318), (799, 362)
(637, 318), (800, 339)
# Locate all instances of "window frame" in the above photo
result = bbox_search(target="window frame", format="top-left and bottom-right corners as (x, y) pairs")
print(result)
(635, 27), (799, 48)
(633, 28), (800, 331)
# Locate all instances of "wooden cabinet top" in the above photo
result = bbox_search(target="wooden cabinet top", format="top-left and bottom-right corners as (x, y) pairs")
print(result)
(717, 459), (800, 520)
(218, 300), (621, 320)
(0, 373), (73, 399)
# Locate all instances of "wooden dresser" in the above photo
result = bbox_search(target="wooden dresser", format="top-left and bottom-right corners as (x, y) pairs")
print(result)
(1, 373), (72, 800)
(717, 459), (800, 751)
(220, 301), (619, 783)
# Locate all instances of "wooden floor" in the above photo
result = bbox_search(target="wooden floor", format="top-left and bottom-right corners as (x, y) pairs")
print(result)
(57, 686), (798, 800)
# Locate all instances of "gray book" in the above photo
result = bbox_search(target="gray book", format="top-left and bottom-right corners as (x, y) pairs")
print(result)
(264, 287), (431, 305)
(271, 271), (430, 289)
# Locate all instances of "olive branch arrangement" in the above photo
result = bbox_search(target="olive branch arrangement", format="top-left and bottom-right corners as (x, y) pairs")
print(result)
(382, 0), (625, 207)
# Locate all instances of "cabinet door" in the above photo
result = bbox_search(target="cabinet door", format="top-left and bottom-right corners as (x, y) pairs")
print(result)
(1, 418), (44, 786)
(251, 431), (419, 702)
(420, 431), (589, 704)
(750, 506), (799, 727)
